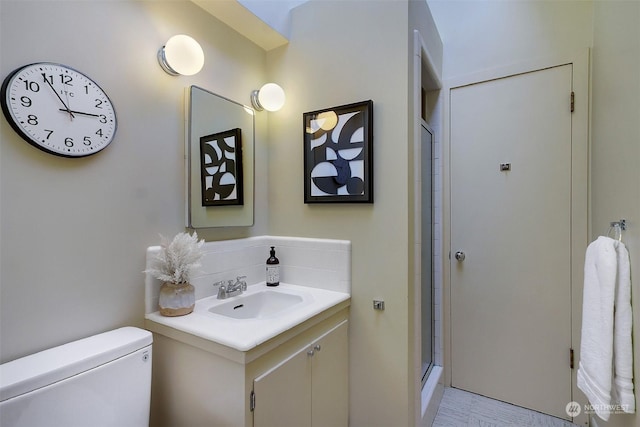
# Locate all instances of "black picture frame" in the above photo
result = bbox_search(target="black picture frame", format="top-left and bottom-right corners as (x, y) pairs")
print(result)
(200, 128), (244, 206)
(303, 100), (373, 203)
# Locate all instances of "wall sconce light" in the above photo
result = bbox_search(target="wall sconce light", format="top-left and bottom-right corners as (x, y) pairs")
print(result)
(251, 83), (286, 112)
(158, 35), (204, 76)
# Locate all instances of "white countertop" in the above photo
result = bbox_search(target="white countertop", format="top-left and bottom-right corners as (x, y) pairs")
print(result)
(145, 283), (350, 352)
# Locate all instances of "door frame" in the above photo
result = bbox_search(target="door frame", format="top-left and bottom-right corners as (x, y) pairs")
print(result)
(441, 49), (589, 425)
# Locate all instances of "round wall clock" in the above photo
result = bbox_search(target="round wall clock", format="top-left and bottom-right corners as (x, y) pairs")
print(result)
(1, 62), (117, 157)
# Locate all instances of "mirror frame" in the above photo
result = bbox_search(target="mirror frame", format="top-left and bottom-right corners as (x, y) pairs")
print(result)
(185, 85), (255, 228)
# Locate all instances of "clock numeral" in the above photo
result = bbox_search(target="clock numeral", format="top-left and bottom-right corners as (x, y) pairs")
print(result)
(42, 74), (54, 85)
(99, 114), (107, 124)
(44, 129), (53, 140)
(20, 96), (32, 108)
(23, 80), (40, 92)
(83, 137), (92, 146)
(96, 129), (103, 137)
(95, 99), (103, 109)
(59, 74), (73, 85)
(27, 115), (38, 125)
(64, 137), (74, 147)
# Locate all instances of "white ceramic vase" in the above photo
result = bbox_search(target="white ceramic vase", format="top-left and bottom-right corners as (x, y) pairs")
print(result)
(158, 282), (195, 316)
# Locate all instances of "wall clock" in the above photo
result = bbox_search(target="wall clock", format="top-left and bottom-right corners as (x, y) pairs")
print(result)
(1, 62), (117, 157)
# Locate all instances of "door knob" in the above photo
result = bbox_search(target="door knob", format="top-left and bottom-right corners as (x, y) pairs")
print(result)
(455, 251), (466, 262)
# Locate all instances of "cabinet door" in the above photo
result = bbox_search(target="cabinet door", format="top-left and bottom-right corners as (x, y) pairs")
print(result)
(312, 321), (348, 427)
(253, 346), (312, 427)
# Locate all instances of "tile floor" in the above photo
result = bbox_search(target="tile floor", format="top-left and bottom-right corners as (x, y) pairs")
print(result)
(432, 387), (580, 427)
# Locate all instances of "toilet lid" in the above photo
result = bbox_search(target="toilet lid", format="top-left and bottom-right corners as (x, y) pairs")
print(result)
(0, 327), (152, 401)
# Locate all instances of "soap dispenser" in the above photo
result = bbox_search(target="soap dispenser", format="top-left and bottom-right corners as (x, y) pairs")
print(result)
(266, 246), (280, 286)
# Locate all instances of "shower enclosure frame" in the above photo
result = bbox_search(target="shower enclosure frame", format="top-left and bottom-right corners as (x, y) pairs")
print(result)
(412, 29), (444, 427)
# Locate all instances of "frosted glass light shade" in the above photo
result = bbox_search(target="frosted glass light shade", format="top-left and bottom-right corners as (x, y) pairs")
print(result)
(251, 83), (285, 112)
(158, 35), (204, 76)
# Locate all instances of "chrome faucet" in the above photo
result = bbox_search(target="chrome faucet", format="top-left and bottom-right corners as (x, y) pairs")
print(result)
(214, 275), (247, 299)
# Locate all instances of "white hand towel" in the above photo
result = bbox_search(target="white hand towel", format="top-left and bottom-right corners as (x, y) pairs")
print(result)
(577, 236), (617, 421)
(613, 241), (634, 414)
(577, 236), (635, 420)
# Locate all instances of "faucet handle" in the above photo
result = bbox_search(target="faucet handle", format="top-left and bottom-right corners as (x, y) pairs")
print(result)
(236, 275), (247, 290)
(214, 281), (227, 299)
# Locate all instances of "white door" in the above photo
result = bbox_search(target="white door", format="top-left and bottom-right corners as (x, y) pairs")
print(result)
(450, 64), (574, 419)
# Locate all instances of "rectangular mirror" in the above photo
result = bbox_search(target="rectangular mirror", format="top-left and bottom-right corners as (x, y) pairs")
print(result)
(186, 86), (255, 228)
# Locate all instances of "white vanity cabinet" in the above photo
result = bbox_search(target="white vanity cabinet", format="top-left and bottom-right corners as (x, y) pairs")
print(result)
(252, 320), (348, 427)
(147, 305), (349, 427)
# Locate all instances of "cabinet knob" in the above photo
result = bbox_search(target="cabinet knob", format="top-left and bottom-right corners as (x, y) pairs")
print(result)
(307, 344), (322, 356)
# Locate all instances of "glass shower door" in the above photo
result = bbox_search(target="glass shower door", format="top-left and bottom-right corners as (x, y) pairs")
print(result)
(421, 122), (434, 388)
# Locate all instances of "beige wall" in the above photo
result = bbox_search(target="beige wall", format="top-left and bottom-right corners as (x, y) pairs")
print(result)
(0, 0), (269, 363)
(266, 1), (415, 425)
(428, 0), (594, 80)
(590, 1), (640, 426)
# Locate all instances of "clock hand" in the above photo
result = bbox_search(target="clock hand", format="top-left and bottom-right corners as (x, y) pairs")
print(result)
(58, 109), (100, 118)
(62, 80), (73, 116)
(42, 73), (75, 119)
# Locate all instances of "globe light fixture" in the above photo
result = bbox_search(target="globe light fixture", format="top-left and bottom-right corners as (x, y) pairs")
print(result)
(158, 35), (204, 76)
(251, 83), (286, 112)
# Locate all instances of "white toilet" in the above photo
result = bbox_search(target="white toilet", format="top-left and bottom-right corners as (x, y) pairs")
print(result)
(0, 327), (152, 427)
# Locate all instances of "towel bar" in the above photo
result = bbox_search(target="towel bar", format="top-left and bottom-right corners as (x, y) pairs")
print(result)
(608, 219), (627, 242)
(610, 219), (627, 231)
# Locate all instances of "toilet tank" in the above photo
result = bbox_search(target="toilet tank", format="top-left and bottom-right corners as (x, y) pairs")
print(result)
(0, 327), (152, 427)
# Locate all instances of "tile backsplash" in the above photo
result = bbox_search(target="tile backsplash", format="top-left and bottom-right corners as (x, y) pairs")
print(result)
(144, 235), (351, 314)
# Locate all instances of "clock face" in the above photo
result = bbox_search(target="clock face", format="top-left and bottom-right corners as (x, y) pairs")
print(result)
(1, 62), (117, 157)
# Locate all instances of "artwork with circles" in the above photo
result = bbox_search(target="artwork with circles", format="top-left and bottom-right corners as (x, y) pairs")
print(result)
(303, 100), (373, 203)
(200, 128), (244, 206)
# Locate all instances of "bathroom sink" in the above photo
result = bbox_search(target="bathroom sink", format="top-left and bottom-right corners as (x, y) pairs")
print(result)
(208, 290), (304, 319)
(149, 282), (350, 352)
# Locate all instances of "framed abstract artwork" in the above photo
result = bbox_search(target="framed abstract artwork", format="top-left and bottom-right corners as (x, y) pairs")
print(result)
(303, 100), (373, 203)
(199, 128), (244, 206)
